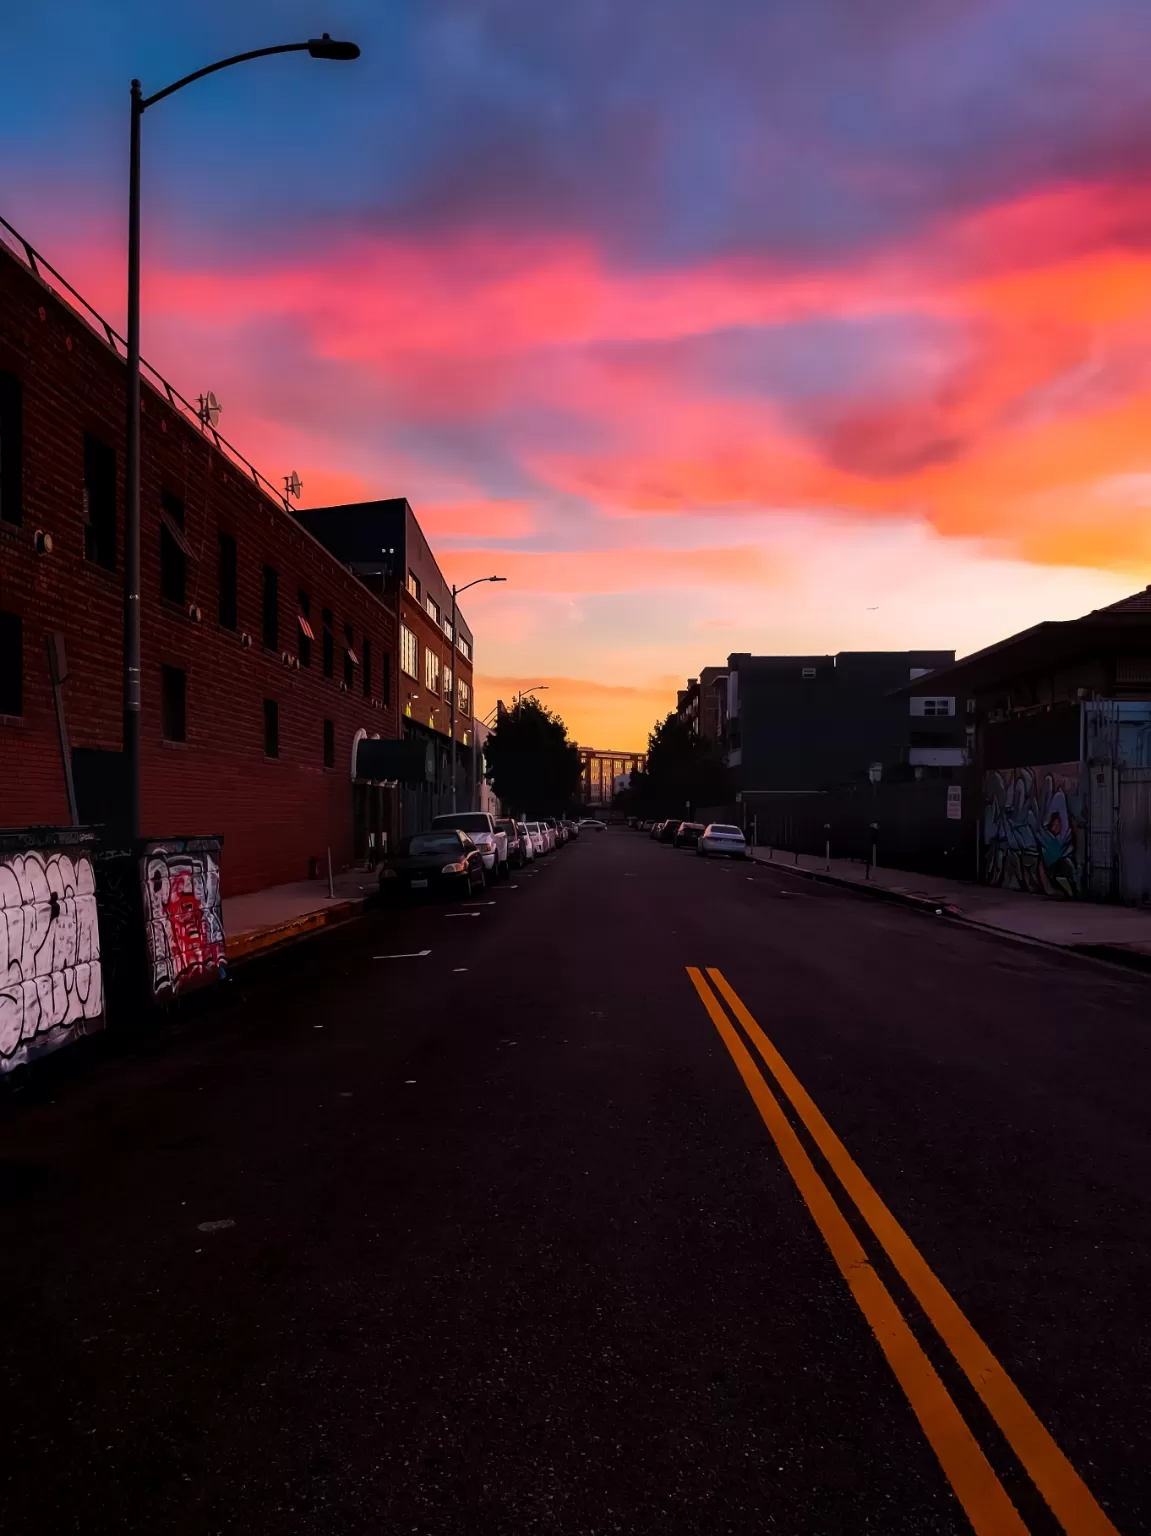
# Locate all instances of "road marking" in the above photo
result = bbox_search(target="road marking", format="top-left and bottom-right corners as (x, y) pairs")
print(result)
(373, 949), (431, 959)
(686, 967), (1027, 1536)
(445, 912), (480, 918)
(465, 901), (497, 907)
(706, 966), (1120, 1536)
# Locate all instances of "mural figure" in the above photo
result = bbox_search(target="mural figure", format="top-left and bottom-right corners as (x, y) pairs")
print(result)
(982, 763), (1084, 898)
(0, 847), (104, 1072)
(143, 845), (226, 997)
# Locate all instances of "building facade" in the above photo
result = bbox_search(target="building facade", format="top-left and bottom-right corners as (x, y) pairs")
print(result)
(295, 499), (477, 832)
(677, 666), (729, 741)
(578, 746), (647, 808)
(725, 649), (962, 791)
(0, 219), (405, 896)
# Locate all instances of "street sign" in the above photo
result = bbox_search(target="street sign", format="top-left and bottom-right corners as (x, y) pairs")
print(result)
(946, 784), (962, 820)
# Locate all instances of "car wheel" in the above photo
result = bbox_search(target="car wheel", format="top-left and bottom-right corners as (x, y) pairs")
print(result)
(500, 859), (510, 879)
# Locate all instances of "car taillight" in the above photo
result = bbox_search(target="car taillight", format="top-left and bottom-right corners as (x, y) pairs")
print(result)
(441, 860), (468, 874)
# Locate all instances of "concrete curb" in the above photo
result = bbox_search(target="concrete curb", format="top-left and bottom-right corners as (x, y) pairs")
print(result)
(226, 896), (369, 965)
(749, 852), (1151, 975)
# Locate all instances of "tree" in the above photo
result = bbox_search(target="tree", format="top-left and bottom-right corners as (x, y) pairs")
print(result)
(630, 712), (729, 820)
(483, 698), (582, 816)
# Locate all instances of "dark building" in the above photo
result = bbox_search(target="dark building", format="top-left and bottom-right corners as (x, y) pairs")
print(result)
(0, 215), (399, 896)
(677, 665), (728, 742)
(905, 588), (1151, 903)
(294, 499), (477, 831)
(726, 649), (961, 791)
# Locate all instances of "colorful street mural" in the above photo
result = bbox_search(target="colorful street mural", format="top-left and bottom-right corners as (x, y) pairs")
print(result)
(982, 763), (1084, 898)
(142, 842), (226, 999)
(0, 842), (104, 1073)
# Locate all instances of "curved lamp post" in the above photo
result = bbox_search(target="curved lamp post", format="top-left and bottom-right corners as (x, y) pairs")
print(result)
(448, 575), (506, 811)
(124, 34), (360, 839)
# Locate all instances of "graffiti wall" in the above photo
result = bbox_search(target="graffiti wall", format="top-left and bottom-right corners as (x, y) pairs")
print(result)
(0, 844), (104, 1073)
(142, 841), (226, 999)
(982, 762), (1085, 898)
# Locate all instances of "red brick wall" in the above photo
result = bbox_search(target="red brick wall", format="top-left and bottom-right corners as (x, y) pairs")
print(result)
(0, 243), (400, 896)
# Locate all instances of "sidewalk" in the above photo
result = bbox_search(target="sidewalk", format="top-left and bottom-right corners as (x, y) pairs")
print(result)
(223, 867), (379, 964)
(751, 847), (1151, 964)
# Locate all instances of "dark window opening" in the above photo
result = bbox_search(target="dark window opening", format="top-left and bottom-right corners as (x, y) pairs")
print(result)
(343, 621), (354, 687)
(218, 531), (237, 629)
(160, 491), (187, 605)
(161, 664), (186, 742)
(297, 589), (312, 668)
(263, 698), (279, 758)
(382, 651), (391, 706)
(83, 432), (117, 570)
(0, 609), (22, 716)
(363, 635), (372, 698)
(0, 371), (23, 527)
(323, 717), (335, 768)
(262, 563), (279, 651)
(322, 607), (333, 678)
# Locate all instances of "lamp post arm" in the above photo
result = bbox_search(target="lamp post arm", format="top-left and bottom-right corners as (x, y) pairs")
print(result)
(141, 42), (319, 109)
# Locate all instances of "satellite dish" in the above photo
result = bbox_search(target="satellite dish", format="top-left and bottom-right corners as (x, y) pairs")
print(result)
(284, 471), (303, 501)
(197, 391), (222, 428)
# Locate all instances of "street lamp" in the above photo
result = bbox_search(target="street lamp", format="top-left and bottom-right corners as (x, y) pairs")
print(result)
(515, 684), (549, 704)
(448, 575), (506, 811)
(123, 34), (360, 840)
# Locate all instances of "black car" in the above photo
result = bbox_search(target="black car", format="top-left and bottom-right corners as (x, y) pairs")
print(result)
(658, 820), (680, 844)
(379, 829), (485, 900)
(674, 821), (706, 848)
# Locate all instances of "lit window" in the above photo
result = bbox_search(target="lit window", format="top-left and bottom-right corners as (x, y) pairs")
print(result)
(406, 570), (420, 602)
(456, 632), (471, 662)
(457, 677), (470, 715)
(444, 663), (452, 702)
(400, 624), (418, 679)
(426, 595), (440, 624)
(425, 645), (440, 695)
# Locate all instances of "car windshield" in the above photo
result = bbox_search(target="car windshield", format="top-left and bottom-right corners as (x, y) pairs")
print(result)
(432, 813), (490, 833)
(684, 824), (705, 833)
(709, 825), (743, 835)
(404, 832), (463, 855)
(496, 821), (516, 834)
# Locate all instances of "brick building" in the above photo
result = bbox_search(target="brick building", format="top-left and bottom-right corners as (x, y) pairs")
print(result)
(0, 219), (404, 896)
(295, 498), (478, 830)
(578, 746), (646, 809)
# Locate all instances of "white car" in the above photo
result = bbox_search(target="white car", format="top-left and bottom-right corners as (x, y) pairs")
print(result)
(578, 818), (607, 832)
(431, 812), (509, 878)
(526, 820), (547, 857)
(515, 821), (536, 862)
(697, 823), (751, 859)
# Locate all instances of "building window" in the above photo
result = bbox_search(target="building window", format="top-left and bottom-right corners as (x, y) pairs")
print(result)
(262, 564), (279, 651)
(456, 633), (471, 662)
(83, 432), (117, 570)
(218, 531), (237, 630)
(263, 698), (279, 758)
(457, 677), (470, 716)
(161, 664), (186, 742)
(382, 651), (391, 705)
(400, 624), (418, 679)
(425, 645), (440, 696)
(920, 698), (955, 717)
(362, 635), (372, 698)
(426, 595), (440, 624)
(322, 607), (334, 677)
(323, 717), (335, 768)
(801, 666), (816, 679)
(406, 569), (420, 602)
(159, 491), (188, 606)
(444, 663), (452, 703)
(0, 371), (23, 527)
(0, 609), (22, 716)
(344, 622), (355, 688)
(297, 590), (313, 667)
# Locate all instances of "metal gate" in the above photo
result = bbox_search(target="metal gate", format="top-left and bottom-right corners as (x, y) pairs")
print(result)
(1118, 767), (1151, 905)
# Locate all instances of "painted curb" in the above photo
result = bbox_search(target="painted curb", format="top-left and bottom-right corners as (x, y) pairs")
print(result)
(226, 897), (368, 965)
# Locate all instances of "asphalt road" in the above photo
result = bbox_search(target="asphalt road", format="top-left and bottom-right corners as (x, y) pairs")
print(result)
(3, 829), (1150, 1535)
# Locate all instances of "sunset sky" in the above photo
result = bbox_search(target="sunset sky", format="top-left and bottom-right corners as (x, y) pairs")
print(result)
(3, 1), (1149, 748)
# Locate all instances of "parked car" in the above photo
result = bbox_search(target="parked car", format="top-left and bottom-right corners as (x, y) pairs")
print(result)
(649, 820), (664, 839)
(430, 812), (508, 879)
(515, 821), (536, 862)
(562, 819), (580, 839)
(658, 820), (680, 844)
(697, 823), (751, 859)
(540, 820), (557, 852)
(525, 820), (547, 856)
(379, 829), (485, 900)
(544, 816), (565, 846)
(674, 821), (706, 848)
(497, 818), (529, 868)
(578, 818), (607, 832)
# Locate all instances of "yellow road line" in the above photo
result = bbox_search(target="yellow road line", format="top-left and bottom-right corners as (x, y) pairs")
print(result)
(686, 967), (1028, 1536)
(706, 966), (1119, 1536)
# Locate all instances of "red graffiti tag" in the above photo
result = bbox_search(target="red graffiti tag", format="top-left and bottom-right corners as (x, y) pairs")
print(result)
(164, 872), (210, 978)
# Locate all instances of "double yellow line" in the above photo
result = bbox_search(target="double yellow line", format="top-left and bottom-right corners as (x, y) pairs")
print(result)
(687, 966), (1120, 1536)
